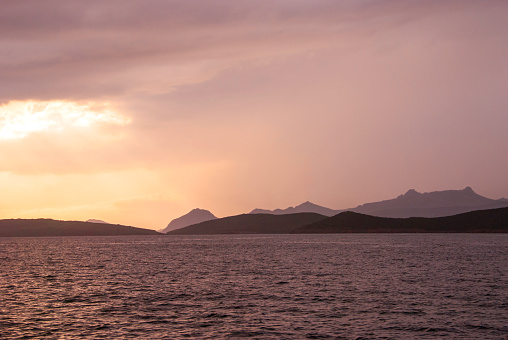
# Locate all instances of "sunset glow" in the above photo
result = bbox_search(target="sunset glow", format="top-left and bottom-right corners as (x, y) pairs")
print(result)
(1, 1), (507, 229)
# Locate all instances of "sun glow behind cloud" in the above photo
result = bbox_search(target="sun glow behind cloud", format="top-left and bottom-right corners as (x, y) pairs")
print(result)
(0, 100), (130, 139)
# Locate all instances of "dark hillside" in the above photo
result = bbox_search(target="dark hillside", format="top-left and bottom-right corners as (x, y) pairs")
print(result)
(167, 213), (327, 235)
(0, 219), (161, 237)
(294, 207), (508, 233)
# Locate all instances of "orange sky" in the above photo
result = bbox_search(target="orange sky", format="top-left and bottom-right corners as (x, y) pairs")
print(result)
(1, 0), (507, 230)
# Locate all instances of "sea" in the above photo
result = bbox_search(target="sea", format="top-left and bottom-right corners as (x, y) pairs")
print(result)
(0, 234), (507, 339)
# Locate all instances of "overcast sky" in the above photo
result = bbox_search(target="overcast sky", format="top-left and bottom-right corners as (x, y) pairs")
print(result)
(1, 0), (507, 229)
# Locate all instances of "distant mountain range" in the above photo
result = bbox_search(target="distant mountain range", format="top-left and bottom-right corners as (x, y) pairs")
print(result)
(0, 219), (161, 237)
(164, 187), (508, 233)
(250, 201), (340, 216)
(250, 187), (508, 218)
(167, 207), (508, 235)
(161, 208), (217, 233)
(5, 186), (503, 237)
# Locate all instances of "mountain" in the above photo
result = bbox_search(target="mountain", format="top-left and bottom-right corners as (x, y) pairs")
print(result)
(0, 219), (161, 237)
(250, 201), (341, 217)
(350, 187), (508, 218)
(293, 207), (508, 234)
(167, 213), (327, 235)
(161, 208), (217, 233)
(86, 219), (109, 224)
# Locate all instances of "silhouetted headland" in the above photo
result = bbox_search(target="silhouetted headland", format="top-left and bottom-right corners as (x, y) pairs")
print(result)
(166, 213), (327, 235)
(294, 207), (508, 233)
(0, 219), (161, 237)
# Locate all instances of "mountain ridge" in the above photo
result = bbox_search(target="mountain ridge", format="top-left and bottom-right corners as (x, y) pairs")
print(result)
(248, 187), (508, 218)
(351, 187), (508, 217)
(250, 201), (341, 216)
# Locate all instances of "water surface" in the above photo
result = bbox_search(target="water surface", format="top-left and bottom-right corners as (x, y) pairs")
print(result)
(1, 234), (507, 339)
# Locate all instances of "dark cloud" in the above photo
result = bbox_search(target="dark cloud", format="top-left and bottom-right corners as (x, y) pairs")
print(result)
(3, 0), (490, 101)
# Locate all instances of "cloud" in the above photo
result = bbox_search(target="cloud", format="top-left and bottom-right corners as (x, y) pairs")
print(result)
(4, 0), (492, 102)
(0, 100), (130, 139)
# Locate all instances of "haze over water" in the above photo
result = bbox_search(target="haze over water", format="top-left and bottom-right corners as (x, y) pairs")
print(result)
(1, 234), (507, 339)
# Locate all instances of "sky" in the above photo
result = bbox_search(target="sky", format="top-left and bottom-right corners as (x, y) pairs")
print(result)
(1, 0), (507, 230)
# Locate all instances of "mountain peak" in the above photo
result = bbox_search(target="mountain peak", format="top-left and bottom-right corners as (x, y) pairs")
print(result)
(462, 186), (474, 193)
(403, 189), (420, 197)
(161, 208), (217, 233)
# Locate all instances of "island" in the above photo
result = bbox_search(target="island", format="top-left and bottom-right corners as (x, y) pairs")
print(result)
(0, 219), (161, 237)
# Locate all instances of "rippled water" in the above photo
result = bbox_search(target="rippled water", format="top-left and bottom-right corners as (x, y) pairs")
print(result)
(1, 234), (507, 339)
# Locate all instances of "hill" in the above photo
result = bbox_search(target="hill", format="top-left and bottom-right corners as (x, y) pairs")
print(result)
(0, 219), (161, 237)
(250, 201), (341, 216)
(167, 213), (327, 235)
(351, 187), (508, 218)
(161, 208), (217, 233)
(86, 219), (109, 224)
(294, 207), (508, 233)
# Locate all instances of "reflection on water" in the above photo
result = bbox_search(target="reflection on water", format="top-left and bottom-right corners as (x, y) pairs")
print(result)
(1, 234), (507, 339)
